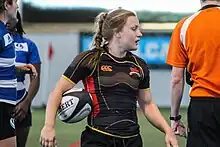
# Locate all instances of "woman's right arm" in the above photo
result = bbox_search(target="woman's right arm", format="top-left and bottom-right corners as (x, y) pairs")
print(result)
(40, 77), (75, 147)
(44, 51), (95, 127)
(44, 76), (75, 128)
(40, 51), (94, 147)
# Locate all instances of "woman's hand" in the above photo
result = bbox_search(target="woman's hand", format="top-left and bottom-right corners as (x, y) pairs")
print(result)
(40, 125), (57, 147)
(165, 129), (179, 147)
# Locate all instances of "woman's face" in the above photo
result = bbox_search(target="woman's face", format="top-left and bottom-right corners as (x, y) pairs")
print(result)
(5, 0), (18, 20)
(116, 16), (142, 51)
(6, 17), (17, 32)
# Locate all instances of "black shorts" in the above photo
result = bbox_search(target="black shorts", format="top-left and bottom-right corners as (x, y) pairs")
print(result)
(187, 97), (220, 147)
(81, 126), (142, 147)
(0, 102), (16, 140)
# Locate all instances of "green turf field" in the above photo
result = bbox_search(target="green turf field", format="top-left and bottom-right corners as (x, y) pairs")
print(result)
(27, 108), (187, 147)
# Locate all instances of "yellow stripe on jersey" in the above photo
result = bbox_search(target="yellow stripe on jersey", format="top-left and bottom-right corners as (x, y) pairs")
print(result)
(62, 75), (76, 85)
(144, 88), (150, 91)
(87, 125), (138, 139)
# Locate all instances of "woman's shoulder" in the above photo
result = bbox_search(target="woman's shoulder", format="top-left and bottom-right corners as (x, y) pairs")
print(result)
(77, 48), (97, 58)
(73, 48), (99, 64)
(129, 52), (147, 66)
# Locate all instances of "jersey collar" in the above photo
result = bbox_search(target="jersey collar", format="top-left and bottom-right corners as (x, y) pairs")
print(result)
(200, 4), (220, 11)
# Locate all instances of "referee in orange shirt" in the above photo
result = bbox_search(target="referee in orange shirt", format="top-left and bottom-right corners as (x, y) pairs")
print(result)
(166, 0), (220, 147)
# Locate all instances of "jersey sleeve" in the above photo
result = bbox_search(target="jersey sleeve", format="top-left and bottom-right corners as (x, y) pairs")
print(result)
(28, 40), (41, 64)
(166, 18), (188, 68)
(63, 51), (94, 84)
(138, 58), (150, 89)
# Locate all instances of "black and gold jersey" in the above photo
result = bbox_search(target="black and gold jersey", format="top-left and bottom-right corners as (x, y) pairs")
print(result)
(63, 49), (150, 137)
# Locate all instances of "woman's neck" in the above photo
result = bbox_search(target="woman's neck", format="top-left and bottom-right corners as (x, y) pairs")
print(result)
(0, 14), (7, 24)
(201, 1), (220, 7)
(108, 41), (127, 58)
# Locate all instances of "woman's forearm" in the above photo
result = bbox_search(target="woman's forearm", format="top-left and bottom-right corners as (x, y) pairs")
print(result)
(143, 103), (171, 133)
(44, 77), (75, 128)
(44, 88), (63, 128)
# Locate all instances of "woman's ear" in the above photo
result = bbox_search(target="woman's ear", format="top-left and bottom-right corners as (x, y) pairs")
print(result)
(114, 31), (121, 39)
(4, 1), (8, 10)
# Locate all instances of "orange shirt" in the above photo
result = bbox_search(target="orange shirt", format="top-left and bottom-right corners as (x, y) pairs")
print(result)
(166, 5), (220, 97)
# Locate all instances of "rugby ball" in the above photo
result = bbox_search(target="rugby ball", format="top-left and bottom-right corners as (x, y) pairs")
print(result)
(57, 88), (93, 123)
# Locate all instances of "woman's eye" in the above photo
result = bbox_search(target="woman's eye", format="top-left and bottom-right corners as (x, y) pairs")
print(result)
(132, 27), (137, 31)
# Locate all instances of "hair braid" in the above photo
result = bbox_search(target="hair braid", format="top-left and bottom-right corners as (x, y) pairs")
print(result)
(88, 12), (108, 68)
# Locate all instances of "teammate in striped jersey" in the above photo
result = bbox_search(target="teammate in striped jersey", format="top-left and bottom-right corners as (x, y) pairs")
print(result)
(0, 0), (18, 146)
(7, 11), (41, 147)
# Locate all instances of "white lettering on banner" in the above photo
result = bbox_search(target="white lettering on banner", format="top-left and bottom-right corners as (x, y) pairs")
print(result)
(145, 42), (159, 59)
(144, 42), (169, 61)
(161, 42), (169, 57)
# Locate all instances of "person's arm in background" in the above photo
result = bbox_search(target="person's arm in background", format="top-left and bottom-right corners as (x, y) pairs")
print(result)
(25, 63), (40, 105)
(24, 41), (41, 106)
(13, 41), (41, 122)
(166, 18), (189, 137)
(169, 67), (187, 137)
(170, 67), (185, 117)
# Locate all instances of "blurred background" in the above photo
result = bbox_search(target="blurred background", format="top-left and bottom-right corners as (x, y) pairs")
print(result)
(18, 0), (201, 146)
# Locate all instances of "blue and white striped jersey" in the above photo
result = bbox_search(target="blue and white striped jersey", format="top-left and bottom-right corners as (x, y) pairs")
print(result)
(0, 21), (17, 105)
(13, 33), (41, 102)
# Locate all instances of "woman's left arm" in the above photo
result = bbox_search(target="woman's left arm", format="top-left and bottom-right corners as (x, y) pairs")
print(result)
(137, 89), (171, 134)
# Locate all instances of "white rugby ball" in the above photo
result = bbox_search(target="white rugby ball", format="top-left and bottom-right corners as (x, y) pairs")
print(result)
(57, 88), (93, 123)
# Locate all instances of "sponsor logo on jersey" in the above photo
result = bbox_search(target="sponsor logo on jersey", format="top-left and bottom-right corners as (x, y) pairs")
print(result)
(3, 33), (13, 47)
(129, 67), (141, 77)
(101, 65), (112, 72)
(14, 43), (28, 52)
